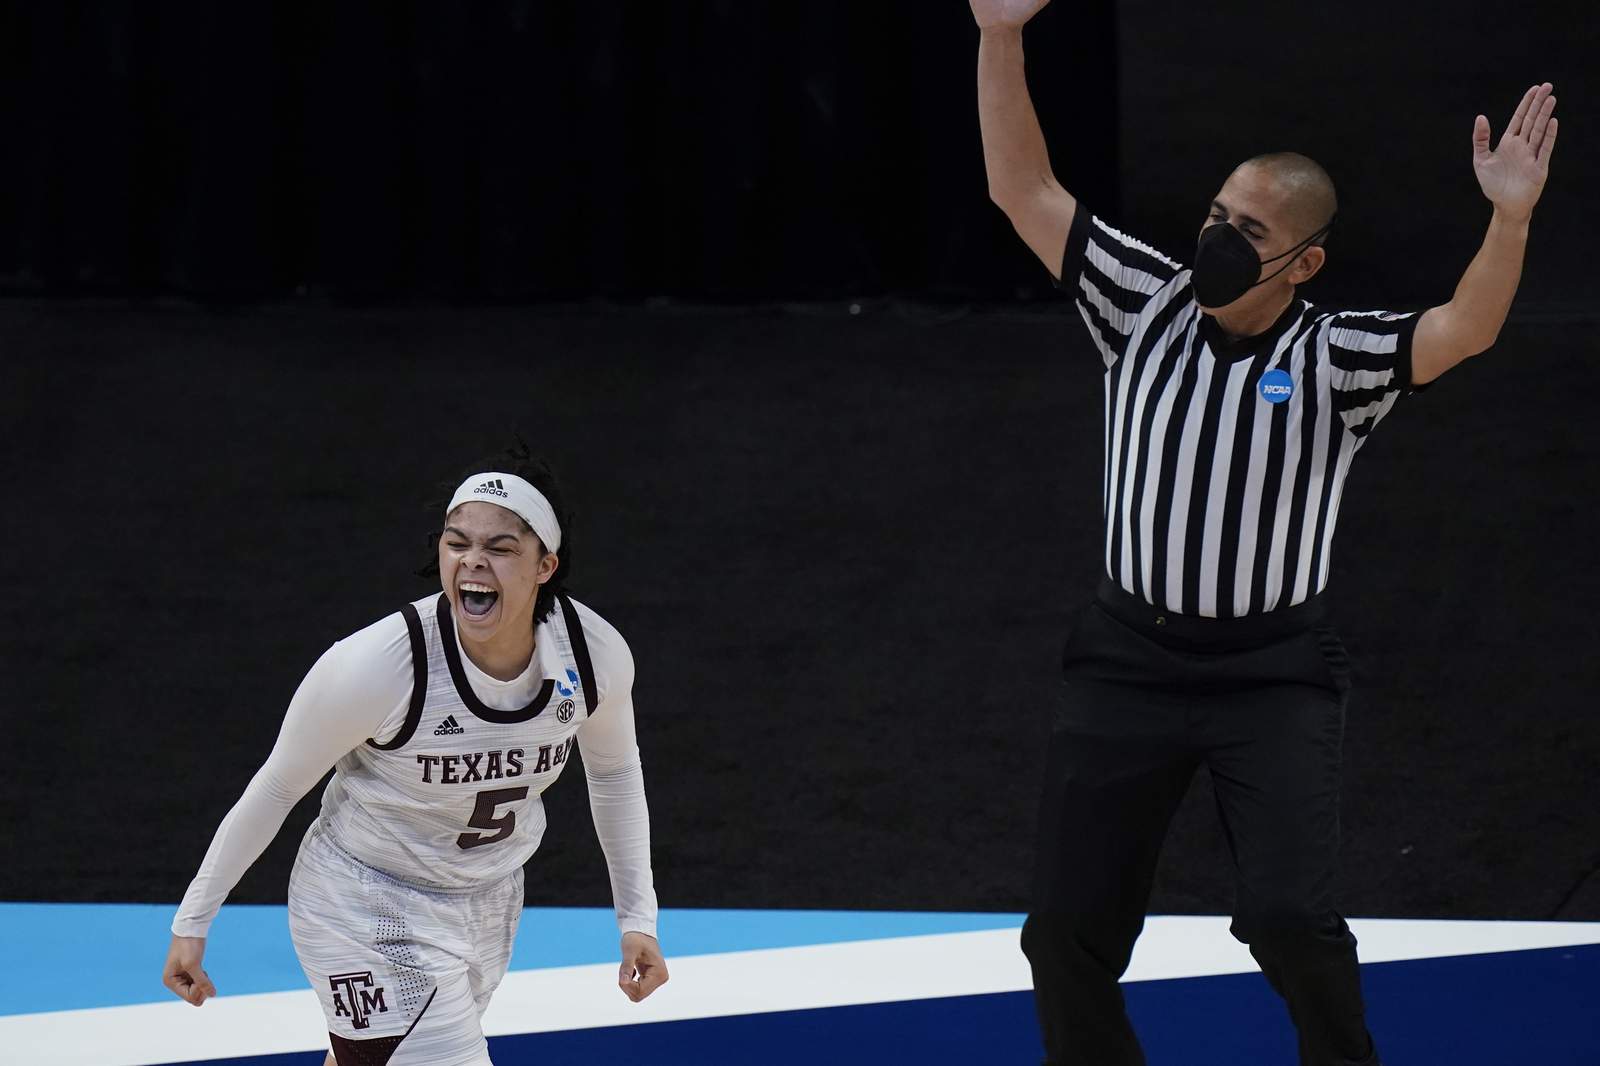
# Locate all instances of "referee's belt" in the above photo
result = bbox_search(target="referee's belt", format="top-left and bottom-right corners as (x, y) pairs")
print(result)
(1095, 575), (1326, 651)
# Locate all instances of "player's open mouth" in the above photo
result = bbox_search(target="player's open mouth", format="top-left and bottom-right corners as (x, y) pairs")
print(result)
(460, 582), (499, 619)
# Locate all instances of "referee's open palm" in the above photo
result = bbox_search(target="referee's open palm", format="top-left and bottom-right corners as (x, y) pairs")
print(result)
(1473, 82), (1558, 218)
(969, 0), (1051, 30)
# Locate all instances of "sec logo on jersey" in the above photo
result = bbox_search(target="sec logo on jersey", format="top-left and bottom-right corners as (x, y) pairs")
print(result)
(556, 699), (576, 723)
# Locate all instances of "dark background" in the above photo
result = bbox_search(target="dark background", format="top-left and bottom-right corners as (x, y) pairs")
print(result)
(0, 1), (1115, 302)
(1116, 0), (1597, 315)
(2, 1), (1597, 923)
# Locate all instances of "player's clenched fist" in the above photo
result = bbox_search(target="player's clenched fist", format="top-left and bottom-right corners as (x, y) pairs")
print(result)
(163, 934), (217, 1006)
(969, 0), (1051, 30)
(618, 931), (669, 1003)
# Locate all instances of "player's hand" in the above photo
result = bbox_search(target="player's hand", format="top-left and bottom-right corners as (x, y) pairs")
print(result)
(617, 931), (668, 1003)
(162, 934), (217, 1006)
(1473, 82), (1558, 222)
(969, 0), (1051, 31)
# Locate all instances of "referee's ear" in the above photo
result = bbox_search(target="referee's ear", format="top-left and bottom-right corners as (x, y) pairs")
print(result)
(1288, 245), (1327, 286)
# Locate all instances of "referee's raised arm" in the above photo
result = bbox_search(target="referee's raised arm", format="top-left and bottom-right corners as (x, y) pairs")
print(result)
(972, 0), (1077, 280)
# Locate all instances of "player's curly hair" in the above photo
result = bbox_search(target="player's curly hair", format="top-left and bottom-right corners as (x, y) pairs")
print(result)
(419, 438), (574, 627)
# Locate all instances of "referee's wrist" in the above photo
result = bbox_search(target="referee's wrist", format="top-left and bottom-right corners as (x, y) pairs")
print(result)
(1489, 204), (1533, 230)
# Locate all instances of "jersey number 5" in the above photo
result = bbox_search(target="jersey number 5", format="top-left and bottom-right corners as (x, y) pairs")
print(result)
(457, 786), (531, 850)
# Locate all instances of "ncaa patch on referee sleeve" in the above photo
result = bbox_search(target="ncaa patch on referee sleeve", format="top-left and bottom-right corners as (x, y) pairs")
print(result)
(1259, 368), (1293, 404)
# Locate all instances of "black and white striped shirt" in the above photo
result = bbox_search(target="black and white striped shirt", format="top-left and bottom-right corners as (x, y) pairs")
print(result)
(1061, 210), (1420, 618)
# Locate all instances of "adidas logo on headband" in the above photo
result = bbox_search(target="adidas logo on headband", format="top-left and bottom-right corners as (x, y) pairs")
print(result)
(449, 471), (561, 553)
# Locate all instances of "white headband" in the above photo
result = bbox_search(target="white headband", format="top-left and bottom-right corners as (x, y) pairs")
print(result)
(447, 472), (562, 553)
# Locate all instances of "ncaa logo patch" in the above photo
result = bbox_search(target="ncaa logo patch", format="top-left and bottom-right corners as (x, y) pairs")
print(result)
(1258, 368), (1293, 404)
(556, 699), (576, 724)
(556, 667), (579, 698)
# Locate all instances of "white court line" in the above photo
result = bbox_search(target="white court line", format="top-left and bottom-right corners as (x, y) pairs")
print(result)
(7, 918), (1598, 1066)
(1129, 915), (1600, 983)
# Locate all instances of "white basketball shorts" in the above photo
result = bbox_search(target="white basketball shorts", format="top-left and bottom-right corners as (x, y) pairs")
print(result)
(287, 823), (523, 1066)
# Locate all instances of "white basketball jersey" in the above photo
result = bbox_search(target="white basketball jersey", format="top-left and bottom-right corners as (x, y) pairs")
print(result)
(316, 591), (596, 889)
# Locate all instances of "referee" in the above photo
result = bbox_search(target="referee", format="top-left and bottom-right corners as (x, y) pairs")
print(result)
(970, 2), (1559, 1064)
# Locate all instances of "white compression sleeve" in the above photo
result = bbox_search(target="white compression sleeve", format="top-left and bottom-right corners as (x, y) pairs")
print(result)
(170, 615), (412, 939)
(573, 607), (659, 940)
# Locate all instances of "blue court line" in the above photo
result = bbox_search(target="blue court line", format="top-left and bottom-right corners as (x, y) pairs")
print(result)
(0, 903), (1024, 1015)
(161, 944), (1600, 1066)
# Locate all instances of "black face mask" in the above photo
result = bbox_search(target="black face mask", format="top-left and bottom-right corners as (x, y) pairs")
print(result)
(1191, 217), (1335, 309)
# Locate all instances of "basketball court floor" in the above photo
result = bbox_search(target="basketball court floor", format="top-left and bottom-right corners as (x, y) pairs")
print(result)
(5, 904), (1597, 1064)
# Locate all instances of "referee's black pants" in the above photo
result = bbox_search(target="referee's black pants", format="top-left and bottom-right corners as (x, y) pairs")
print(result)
(1022, 579), (1380, 1066)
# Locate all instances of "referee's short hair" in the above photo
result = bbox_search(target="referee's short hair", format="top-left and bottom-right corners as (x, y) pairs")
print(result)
(1237, 151), (1338, 246)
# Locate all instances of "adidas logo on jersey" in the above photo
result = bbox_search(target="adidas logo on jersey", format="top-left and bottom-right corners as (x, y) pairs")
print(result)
(473, 478), (509, 498)
(433, 715), (466, 736)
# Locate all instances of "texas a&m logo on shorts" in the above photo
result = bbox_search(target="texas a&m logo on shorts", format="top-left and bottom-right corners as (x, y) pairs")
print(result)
(329, 970), (390, 1029)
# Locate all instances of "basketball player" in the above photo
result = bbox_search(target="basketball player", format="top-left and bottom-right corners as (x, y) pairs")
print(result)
(161, 454), (665, 1066)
